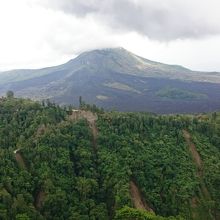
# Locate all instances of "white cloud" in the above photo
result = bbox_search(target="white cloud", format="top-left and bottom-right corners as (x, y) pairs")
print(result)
(35, 0), (220, 40)
(0, 0), (220, 72)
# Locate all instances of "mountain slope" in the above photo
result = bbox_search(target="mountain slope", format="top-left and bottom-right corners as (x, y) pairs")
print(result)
(0, 97), (219, 219)
(0, 48), (220, 113)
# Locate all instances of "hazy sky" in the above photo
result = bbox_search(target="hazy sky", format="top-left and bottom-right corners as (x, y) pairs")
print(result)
(0, 0), (220, 71)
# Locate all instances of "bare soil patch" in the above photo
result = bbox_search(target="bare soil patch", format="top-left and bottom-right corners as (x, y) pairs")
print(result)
(70, 110), (98, 150)
(35, 190), (46, 209)
(183, 130), (203, 175)
(130, 180), (154, 213)
(14, 149), (26, 169)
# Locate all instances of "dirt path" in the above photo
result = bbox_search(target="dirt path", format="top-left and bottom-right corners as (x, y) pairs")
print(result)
(183, 130), (213, 219)
(191, 197), (199, 220)
(89, 122), (98, 151)
(14, 148), (46, 210)
(183, 130), (203, 176)
(70, 111), (156, 214)
(70, 110), (98, 151)
(14, 149), (26, 169)
(130, 180), (154, 213)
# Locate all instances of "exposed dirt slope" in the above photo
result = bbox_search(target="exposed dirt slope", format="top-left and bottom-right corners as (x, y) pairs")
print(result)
(183, 130), (203, 176)
(183, 130), (214, 219)
(35, 190), (46, 209)
(14, 149), (26, 169)
(130, 180), (154, 213)
(70, 110), (98, 151)
(69, 110), (97, 122)
(14, 149), (46, 210)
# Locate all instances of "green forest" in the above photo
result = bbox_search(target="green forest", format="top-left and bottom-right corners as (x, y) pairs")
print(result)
(0, 95), (220, 220)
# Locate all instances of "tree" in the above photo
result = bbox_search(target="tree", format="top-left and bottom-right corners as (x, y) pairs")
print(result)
(15, 213), (30, 220)
(79, 96), (82, 106)
(6, 90), (14, 99)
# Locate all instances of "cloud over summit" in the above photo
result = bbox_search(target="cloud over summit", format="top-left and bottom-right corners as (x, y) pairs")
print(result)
(39, 0), (220, 40)
(1, 0), (220, 71)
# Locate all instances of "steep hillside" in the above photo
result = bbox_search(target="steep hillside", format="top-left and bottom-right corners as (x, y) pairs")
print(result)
(0, 48), (220, 113)
(0, 97), (220, 219)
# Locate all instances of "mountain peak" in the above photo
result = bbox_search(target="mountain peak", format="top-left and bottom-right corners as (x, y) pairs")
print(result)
(101, 47), (128, 52)
(79, 47), (129, 56)
(71, 47), (191, 73)
(1, 47), (220, 113)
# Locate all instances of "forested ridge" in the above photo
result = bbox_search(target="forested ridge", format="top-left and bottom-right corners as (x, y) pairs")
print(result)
(0, 96), (220, 220)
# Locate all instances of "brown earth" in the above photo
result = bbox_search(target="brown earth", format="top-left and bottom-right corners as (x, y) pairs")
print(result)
(71, 111), (155, 214)
(35, 124), (47, 137)
(69, 110), (97, 123)
(70, 110), (98, 151)
(183, 130), (203, 176)
(14, 149), (46, 210)
(35, 190), (46, 209)
(130, 180), (154, 213)
(14, 149), (26, 169)
(183, 130), (213, 219)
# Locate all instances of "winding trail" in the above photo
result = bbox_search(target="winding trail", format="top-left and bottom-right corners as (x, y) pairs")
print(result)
(183, 130), (213, 219)
(130, 180), (154, 213)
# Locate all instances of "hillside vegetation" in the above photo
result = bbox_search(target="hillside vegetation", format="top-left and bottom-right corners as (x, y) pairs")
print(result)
(0, 96), (220, 219)
(156, 87), (208, 100)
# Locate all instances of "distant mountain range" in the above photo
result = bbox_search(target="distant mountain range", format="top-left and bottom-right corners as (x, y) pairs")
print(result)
(0, 47), (220, 113)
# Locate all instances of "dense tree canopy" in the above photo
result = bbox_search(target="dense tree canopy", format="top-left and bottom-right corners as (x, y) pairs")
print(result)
(0, 97), (219, 219)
